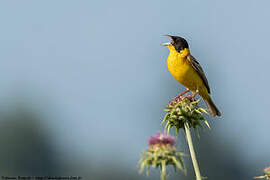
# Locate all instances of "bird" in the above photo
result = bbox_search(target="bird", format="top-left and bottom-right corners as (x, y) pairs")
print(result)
(162, 35), (221, 117)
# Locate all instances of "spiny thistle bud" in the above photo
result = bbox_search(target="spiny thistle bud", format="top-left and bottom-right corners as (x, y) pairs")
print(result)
(138, 132), (186, 180)
(254, 166), (270, 179)
(162, 94), (210, 135)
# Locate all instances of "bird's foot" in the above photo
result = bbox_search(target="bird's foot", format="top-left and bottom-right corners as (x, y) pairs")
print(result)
(169, 89), (191, 105)
(178, 89), (190, 97)
(191, 90), (199, 98)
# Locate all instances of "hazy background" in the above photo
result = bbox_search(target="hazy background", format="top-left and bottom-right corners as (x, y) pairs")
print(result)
(0, 0), (269, 179)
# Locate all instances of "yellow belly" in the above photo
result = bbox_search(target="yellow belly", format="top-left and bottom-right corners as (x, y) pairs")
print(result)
(167, 53), (206, 94)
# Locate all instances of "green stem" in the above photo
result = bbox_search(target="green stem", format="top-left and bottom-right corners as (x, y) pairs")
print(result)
(184, 123), (202, 180)
(161, 160), (166, 180)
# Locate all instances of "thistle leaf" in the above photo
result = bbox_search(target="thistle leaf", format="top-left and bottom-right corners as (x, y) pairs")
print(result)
(161, 113), (169, 125)
(204, 120), (211, 129)
(171, 156), (184, 171)
(198, 108), (208, 114)
(139, 160), (146, 174)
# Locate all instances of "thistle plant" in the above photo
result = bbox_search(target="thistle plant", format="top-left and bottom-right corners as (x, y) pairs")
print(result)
(162, 94), (210, 180)
(138, 132), (186, 180)
(138, 92), (216, 180)
(254, 167), (270, 179)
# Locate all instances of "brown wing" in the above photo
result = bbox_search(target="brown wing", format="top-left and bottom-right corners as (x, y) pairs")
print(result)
(188, 55), (211, 94)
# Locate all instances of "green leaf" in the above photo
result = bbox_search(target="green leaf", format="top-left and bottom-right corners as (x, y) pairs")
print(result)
(198, 108), (208, 114)
(177, 157), (187, 175)
(161, 113), (169, 125)
(194, 109), (202, 114)
(172, 156), (184, 171)
(139, 160), (146, 174)
(168, 124), (172, 134)
(165, 121), (170, 129)
(204, 120), (211, 129)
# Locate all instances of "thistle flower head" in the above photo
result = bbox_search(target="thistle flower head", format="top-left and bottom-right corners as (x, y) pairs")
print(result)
(138, 132), (186, 178)
(162, 94), (210, 135)
(264, 167), (270, 175)
(254, 166), (270, 179)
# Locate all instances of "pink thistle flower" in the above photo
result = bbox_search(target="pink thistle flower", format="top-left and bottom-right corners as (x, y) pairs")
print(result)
(148, 132), (175, 147)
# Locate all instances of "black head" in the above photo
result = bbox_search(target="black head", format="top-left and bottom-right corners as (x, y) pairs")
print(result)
(167, 35), (189, 52)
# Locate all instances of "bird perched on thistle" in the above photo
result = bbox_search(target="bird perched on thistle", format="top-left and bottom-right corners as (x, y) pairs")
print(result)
(162, 35), (221, 117)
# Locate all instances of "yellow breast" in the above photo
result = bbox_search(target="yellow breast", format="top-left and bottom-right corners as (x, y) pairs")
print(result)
(166, 47), (204, 92)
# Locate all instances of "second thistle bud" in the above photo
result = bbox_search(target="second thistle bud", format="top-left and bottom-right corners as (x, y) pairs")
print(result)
(255, 166), (270, 179)
(138, 132), (186, 179)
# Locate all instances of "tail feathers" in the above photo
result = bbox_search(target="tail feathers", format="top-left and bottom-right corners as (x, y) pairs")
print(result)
(203, 97), (221, 117)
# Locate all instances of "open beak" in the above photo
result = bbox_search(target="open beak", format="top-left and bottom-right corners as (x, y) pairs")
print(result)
(161, 42), (171, 46)
(161, 34), (173, 46)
